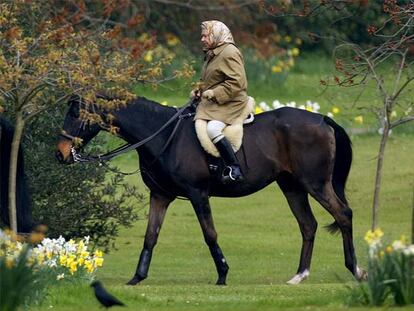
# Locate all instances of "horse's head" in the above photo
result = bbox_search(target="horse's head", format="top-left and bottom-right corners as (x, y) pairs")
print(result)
(55, 96), (101, 164)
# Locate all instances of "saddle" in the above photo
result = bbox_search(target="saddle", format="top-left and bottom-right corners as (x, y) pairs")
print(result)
(195, 96), (255, 158)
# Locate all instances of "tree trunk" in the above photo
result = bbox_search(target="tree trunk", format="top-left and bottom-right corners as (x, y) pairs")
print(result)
(8, 111), (25, 233)
(371, 123), (390, 231)
(411, 184), (413, 244)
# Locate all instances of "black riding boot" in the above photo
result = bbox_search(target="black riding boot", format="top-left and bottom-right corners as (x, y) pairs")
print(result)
(214, 137), (245, 184)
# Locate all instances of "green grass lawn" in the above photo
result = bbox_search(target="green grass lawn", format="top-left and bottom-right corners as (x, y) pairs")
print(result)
(34, 133), (414, 311)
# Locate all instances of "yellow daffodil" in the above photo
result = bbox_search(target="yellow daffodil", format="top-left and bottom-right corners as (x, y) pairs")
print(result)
(295, 38), (302, 45)
(94, 257), (104, 267)
(85, 260), (94, 273)
(59, 254), (67, 266)
(37, 253), (45, 264)
(94, 250), (103, 258)
(69, 261), (78, 274)
(354, 115), (363, 124)
(255, 107), (264, 114)
(160, 101), (168, 106)
(305, 106), (313, 112)
(291, 48), (300, 57)
(271, 65), (282, 73)
(332, 107), (340, 114)
(284, 35), (292, 43)
(364, 228), (384, 245)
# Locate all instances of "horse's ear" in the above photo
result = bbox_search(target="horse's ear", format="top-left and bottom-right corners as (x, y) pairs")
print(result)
(68, 94), (81, 106)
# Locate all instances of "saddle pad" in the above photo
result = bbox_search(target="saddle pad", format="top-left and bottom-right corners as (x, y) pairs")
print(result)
(195, 96), (255, 158)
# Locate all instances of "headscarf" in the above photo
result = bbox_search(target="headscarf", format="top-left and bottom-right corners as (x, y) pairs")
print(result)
(201, 20), (235, 51)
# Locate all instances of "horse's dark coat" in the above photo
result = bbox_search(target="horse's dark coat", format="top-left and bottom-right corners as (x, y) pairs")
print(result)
(57, 96), (362, 285)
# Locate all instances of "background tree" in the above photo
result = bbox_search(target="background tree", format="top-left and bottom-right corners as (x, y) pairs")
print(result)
(327, 1), (414, 230)
(0, 0), (190, 233)
(258, 0), (414, 233)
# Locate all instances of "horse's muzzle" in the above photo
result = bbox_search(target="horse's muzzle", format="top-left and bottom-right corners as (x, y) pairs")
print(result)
(55, 149), (74, 164)
(56, 139), (75, 164)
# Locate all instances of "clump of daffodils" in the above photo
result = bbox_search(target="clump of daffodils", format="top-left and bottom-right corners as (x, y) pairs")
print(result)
(0, 229), (104, 282)
(355, 228), (414, 306)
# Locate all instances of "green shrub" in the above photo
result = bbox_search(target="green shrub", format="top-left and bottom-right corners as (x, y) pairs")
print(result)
(23, 108), (145, 252)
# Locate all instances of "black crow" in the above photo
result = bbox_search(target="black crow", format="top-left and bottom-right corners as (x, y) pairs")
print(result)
(91, 280), (125, 308)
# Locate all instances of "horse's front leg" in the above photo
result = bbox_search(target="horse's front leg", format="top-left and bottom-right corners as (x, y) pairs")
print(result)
(189, 190), (229, 285)
(127, 191), (174, 285)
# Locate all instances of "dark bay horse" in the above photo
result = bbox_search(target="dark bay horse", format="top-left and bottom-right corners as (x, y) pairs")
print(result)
(56, 96), (366, 285)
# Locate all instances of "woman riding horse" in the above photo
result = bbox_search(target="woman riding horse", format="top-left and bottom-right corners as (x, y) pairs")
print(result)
(192, 20), (248, 183)
(56, 93), (366, 286)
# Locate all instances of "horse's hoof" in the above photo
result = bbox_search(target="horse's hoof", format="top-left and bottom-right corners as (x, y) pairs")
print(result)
(356, 266), (368, 281)
(216, 279), (227, 286)
(126, 276), (144, 286)
(286, 269), (309, 285)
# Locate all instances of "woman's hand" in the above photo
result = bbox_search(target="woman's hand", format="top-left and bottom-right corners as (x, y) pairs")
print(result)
(190, 89), (201, 98)
(202, 89), (214, 100)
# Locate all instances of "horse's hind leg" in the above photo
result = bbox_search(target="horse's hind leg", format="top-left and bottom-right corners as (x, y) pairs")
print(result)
(277, 174), (318, 284)
(127, 191), (174, 285)
(307, 181), (365, 280)
(189, 189), (229, 285)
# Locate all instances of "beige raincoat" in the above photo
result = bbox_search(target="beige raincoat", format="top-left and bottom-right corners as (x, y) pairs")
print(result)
(195, 21), (248, 125)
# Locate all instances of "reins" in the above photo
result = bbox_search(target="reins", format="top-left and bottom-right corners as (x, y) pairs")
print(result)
(64, 98), (198, 166)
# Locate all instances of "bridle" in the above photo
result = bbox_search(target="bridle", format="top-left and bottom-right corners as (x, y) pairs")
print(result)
(59, 97), (198, 165)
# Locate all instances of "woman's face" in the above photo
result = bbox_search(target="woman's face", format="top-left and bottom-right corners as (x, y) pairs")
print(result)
(201, 30), (213, 49)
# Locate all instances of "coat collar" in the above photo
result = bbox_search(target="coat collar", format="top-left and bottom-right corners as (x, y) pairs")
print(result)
(204, 43), (233, 62)
(211, 42), (232, 56)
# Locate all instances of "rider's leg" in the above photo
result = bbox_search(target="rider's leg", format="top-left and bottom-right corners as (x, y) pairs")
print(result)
(206, 120), (244, 183)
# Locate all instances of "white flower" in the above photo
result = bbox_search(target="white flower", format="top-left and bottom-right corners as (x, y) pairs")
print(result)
(84, 236), (90, 245)
(392, 240), (405, 251)
(327, 112), (334, 118)
(259, 101), (271, 111)
(272, 100), (283, 109)
(286, 101), (296, 107)
(312, 102), (320, 112)
(57, 273), (65, 280)
(378, 127), (392, 136)
(298, 105), (305, 110)
(403, 245), (414, 256)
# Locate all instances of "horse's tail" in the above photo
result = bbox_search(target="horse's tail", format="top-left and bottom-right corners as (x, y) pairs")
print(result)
(323, 116), (352, 234)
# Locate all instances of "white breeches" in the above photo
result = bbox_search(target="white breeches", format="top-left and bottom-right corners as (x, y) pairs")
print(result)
(206, 120), (226, 143)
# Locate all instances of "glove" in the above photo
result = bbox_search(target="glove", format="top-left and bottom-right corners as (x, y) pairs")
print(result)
(202, 89), (214, 100)
(190, 89), (201, 98)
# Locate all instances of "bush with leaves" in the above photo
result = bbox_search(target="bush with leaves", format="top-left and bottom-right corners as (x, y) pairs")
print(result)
(23, 108), (145, 252)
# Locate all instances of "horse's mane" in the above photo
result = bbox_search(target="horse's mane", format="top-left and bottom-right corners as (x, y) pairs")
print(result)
(130, 96), (177, 117)
(92, 93), (177, 117)
(0, 115), (33, 232)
